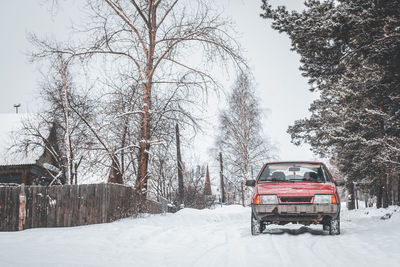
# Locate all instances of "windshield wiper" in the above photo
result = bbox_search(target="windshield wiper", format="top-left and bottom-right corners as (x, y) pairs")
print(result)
(259, 178), (284, 182)
(298, 178), (322, 183)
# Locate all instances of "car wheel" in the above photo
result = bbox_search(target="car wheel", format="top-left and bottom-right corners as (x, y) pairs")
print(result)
(251, 212), (262, 235)
(329, 215), (340, 235)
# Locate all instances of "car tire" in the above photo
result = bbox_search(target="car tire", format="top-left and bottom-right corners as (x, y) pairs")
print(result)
(329, 215), (340, 235)
(251, 212), (263, 235)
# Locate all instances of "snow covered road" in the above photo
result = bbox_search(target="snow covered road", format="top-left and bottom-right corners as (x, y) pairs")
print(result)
(1, 204), (399, 267)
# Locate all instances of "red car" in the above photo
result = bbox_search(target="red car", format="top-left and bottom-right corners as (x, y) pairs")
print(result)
(246, 161), (340, 235)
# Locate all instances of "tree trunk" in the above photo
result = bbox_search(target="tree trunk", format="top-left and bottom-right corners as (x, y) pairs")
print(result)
(120, 120), (128, 181)
(176, 123), (184, 207)
(364, 194), (368, 208)
(136, 82), (151, 197)
(108, 157), (123, 184)
(60, 62), (72, 185)
(346, 181), (355, 210)
(219, 152), (225, 204)
(74, 162), (78, 185)
(135, 4), (156, 198)
(241, 181), (245, 207)
(382, 176), (389, 208)
(376, 180), (383, 208)
(387, 173), (393, 205)
(354, 184), (359, 209)
(398, 173), (400, 205)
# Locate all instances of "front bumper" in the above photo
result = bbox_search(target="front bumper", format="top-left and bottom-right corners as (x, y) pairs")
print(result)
(252, 204), (340, 224)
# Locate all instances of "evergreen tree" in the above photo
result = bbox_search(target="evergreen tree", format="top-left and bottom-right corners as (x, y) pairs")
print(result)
(261, 0), (400, 208)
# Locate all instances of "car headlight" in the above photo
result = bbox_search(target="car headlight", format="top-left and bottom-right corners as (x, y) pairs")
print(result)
(314, 194), (336, 204)
(259, 194), (278, 204)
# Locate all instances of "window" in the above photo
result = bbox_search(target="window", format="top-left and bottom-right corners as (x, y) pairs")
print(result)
(258, 162), (331, 183)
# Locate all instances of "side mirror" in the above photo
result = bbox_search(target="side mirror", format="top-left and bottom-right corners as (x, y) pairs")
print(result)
(246, 180), (256, 187)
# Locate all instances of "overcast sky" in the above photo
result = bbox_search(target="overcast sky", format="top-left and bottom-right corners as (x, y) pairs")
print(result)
(0, 0), (319, 169)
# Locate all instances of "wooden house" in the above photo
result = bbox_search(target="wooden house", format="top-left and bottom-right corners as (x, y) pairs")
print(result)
(0, 114), (64, 185)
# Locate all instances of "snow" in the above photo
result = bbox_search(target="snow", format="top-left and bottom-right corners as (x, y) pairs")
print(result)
(43, 163), (60, 172)
(1, 204), (400, 267)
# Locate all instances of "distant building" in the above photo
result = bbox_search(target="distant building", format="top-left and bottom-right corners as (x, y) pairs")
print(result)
(0, 114), (64, 185)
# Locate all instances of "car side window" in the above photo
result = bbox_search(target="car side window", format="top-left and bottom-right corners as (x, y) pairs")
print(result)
(258, 168), (270, 181)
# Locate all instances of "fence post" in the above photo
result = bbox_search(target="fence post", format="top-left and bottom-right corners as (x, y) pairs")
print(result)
(18, 184), (26, 231)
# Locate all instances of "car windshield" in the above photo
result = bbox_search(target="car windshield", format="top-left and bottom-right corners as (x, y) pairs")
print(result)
(258, 162), (331, 183)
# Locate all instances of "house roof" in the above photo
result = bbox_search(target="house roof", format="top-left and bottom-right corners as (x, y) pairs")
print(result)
(0, 113), (44, 166)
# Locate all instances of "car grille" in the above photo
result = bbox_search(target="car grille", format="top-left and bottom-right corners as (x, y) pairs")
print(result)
(279, 197), (312, 204)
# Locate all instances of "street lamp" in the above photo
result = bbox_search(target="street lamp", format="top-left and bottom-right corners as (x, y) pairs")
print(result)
(14, 104), (21, 114)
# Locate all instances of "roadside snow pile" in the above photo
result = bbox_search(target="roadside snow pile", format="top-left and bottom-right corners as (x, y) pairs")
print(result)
(342, 204), (399, 221)
(1, 204), (400, 267)
(171, 205), (248, 225)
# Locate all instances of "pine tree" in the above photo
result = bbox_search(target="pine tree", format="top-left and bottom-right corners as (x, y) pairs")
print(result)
(261, 0), (400, 207)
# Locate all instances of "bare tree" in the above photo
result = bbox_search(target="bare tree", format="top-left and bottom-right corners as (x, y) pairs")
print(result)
(216, 73), (275, 206)
(99, 75), (142, 184)
(57, 55), (73, 184)
(68, 89), (135, 184)
(184, 164), (207, 208)
(147, 135), (177, 201)
(31, 0), (245, 197)
(11, 56), (94, 185)
(40, 54), (96, 184)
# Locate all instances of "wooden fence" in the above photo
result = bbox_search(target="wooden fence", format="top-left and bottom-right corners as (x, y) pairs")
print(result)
(0, 183), (163, 231)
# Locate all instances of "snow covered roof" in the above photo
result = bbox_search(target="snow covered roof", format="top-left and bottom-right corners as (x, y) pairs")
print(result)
(0, 113), (43, 166)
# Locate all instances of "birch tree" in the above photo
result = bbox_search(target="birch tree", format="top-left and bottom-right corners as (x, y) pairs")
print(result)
(13, 52), (94, 184)
(57, 55), (73, 184)
(216, 73), (275, 206)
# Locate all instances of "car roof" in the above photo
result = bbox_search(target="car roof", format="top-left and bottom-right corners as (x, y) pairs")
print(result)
(264, 161), (324, 165)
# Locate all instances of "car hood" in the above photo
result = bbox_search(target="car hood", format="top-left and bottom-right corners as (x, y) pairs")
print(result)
(256, 182), (335, 196)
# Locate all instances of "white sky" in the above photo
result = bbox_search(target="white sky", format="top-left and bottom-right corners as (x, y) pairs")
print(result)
(191, 0), (319, 166)
(0, 0), (319, 175)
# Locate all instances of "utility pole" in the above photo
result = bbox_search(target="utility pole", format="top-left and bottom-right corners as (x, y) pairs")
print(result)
(219, 152), (225, 204)
(176, 123), (184, 208)
(14, 104), (21, 114)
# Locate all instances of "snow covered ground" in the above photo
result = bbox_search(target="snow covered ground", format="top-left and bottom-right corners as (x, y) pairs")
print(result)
(1, 204), (399, 267)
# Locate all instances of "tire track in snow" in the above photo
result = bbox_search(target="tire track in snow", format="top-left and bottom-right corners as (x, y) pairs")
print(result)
(189, 220), (250, 267)
(189, 222), (232, 267)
